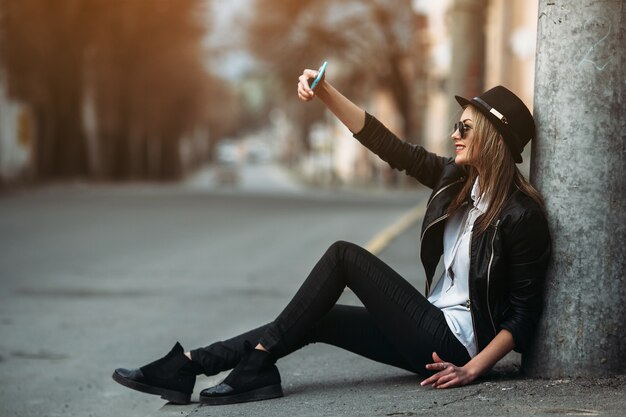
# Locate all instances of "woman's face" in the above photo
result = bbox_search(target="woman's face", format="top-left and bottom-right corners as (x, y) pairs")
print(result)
(452, 107), (476, 166)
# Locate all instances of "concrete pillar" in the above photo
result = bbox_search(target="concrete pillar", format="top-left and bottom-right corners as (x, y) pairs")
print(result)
(524, 0), (625, 377)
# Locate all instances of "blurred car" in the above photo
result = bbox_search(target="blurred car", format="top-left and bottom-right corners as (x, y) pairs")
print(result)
(244, 139), (273, 164)
(216, 139), (240, 165)
(214, 140), (240, 186)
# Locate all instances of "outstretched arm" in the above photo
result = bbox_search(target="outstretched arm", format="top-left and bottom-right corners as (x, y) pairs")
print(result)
(297, 66), (450, 188)
(297, 68), (365, 134)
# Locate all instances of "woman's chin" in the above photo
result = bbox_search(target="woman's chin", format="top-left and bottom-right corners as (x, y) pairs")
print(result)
(454, 154), (474, 166)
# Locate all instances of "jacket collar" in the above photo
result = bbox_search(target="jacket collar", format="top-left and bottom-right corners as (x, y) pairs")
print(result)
(471, 177), (489, 214)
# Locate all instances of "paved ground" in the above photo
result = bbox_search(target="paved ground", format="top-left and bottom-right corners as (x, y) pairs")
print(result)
(0, 168), (423, 417)
(1, 164), (624, 417)
(158, 219), (626, 417)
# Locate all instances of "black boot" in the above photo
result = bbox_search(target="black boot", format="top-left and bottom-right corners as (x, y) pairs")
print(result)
(199, 343), (283, 405)
(112, 342), (201, 404)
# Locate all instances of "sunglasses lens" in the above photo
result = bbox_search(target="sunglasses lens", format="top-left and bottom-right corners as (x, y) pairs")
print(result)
(454, 122), (465, 138)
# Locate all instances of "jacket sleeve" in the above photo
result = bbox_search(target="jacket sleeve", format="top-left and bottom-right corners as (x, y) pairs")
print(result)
(353, 112), (449, 189)
(499, 209), (551, 353)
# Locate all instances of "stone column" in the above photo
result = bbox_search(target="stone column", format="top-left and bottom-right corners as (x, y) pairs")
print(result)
(524, 0), (625, 377)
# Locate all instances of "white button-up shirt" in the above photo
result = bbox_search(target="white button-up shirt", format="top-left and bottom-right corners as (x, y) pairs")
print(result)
(427, 178), (488, 358)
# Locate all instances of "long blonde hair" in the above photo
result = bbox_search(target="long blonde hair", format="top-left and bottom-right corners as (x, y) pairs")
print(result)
(448, 105), (544, 235)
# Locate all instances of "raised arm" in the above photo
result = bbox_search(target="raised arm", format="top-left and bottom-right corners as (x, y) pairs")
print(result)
(297, 67), (451, 188)
(297, 69), (365, 134)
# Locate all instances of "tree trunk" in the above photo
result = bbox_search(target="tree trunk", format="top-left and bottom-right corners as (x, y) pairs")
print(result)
(524, 0), (625, 377)
(159, 137), (181, 180)
(371, 1), (423, 144)
(447, 0), (488, 121)
(34, 105), (55, 178)
(52, 86), (88, 177)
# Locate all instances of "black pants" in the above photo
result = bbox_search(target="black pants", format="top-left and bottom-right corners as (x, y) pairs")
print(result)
(191, 241), (470, 376)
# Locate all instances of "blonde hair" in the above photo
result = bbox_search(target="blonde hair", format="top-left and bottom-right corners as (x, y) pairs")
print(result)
(448, 105), (544, 235)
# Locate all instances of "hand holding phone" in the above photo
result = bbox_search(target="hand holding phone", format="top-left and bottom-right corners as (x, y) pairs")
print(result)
(309, 61), (328, 90)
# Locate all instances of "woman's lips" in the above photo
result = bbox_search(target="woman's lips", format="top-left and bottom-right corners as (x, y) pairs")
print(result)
(455, 144), (466, 153)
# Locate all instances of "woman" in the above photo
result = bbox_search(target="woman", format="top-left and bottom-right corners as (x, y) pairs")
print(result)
(112, 67), (551, 406)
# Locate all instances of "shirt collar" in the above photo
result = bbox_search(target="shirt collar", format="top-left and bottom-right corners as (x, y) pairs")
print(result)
(470, 177), (489, 213)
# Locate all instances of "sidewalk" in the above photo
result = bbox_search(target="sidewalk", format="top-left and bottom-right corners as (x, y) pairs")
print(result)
(158, 203), (626, 417)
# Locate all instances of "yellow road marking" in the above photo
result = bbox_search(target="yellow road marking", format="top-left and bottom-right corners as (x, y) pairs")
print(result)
(365, 199), (427, 256)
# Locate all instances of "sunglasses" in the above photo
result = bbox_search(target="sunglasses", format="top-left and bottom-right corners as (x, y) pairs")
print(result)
(453, 121), (472, 139)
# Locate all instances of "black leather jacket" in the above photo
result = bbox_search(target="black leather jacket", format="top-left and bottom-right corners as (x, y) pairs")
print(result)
(354, 113), (551, 353)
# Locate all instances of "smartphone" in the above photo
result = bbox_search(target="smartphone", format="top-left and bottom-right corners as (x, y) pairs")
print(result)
(309, 61), (328, 90)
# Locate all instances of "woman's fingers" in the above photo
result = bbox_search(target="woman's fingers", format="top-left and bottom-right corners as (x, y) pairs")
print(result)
(297, 69), (319, 101)
(433, 372), (460, 389)
(425, 361), (448, 371)
(421, 352), (458, 387)
(297, 80), (314, 101)
(421, 353), (473, 389)
(297, 83), (312, 101)
(421, 364), (474, 389)
(435, 376), (461, 389)
(421, 368), (459, 389)
(420, 367), (449, 386)
(424, 354), (449, 373)
(421, 354), (464, 389)
(420, 373), (440, 386)
(302, 68), (318, 79)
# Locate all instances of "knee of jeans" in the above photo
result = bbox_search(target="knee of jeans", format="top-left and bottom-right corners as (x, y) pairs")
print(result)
(327, 240), (356, 262)
(332, 240), (367, 263)
(327, 240), (345, 256)
(328, 240), (359, 254)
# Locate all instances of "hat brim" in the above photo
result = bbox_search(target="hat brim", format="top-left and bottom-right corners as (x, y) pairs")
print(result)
(455, 95), (472, 109)
(454, 95), (523, 163)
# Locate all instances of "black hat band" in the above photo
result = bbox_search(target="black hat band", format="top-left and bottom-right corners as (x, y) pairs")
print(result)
(473, 96), (509, 125)
(472, 96), (523, 157)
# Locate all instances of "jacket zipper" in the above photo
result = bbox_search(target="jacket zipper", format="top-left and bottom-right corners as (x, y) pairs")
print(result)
(486, 220), (500, 336)
(420, 213), (449, 242)
(421, 177), (465, 298)
(420, 178), (467, 242)
(425, 177), (465, 213)
(467, 230), (479, 352)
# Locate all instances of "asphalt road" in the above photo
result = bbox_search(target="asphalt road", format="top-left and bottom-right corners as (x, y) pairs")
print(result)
(0, 177), (427, 417)
(2, 166), (624, 417)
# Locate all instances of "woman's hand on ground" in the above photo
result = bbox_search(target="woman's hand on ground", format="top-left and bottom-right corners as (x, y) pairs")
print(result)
(420, 352), (478, 389)
(297, 69), (322, 102)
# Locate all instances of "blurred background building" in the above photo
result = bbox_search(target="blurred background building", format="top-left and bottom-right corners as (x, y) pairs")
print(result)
(0, 0), (539, 186)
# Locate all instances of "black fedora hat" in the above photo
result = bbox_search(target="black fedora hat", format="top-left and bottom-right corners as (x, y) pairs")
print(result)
(455, 85), (535, 163)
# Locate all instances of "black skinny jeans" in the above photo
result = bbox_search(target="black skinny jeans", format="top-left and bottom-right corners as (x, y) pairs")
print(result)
(191, 241), (470, 376)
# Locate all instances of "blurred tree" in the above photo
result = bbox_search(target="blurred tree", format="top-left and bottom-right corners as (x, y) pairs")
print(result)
(87, 0), (211, 179)
(0, 0), (219, 180)
(246, 0), (428, 149)
(205, 74), (242, 145)
(447, 0), (488, 123)
(0, 0), (92, 177)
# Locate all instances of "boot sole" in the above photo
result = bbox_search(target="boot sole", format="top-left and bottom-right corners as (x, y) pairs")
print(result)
(112, 370), (191, 404)
(199, 384), (283, 405)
